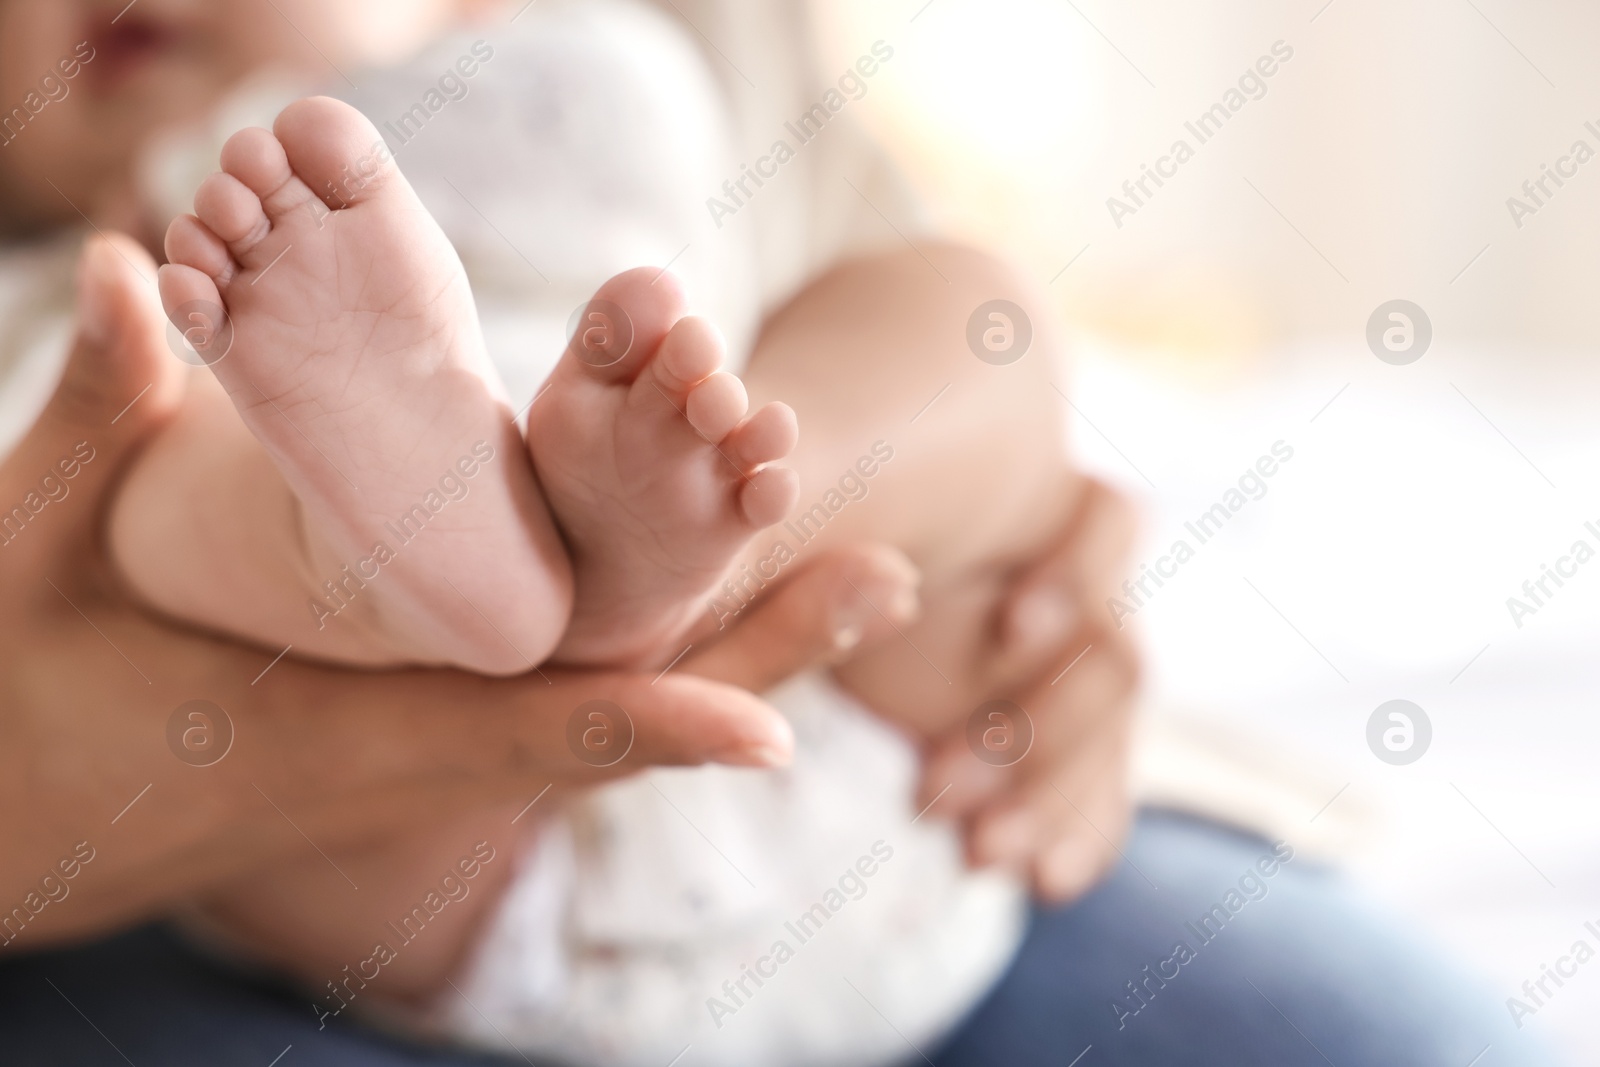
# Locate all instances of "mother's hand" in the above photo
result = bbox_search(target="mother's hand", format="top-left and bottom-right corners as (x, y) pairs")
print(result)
(0, 236), (919, 947)
(917, 477), (1140, 903)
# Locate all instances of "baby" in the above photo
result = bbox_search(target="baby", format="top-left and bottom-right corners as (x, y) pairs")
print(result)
(0, 0), (1079, 1063)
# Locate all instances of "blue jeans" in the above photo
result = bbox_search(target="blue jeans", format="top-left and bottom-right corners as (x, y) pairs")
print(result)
(0, 812), (1556, 1066)
(928, 811), (1553, 1066)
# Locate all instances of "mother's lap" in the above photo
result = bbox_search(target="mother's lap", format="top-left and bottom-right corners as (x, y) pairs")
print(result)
(0, 812), (1556, 1067)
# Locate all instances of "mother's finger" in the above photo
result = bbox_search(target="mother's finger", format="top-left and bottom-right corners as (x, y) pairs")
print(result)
(6, 597), (810, 942)
(3, 235), (184, 588)
(4, 236), (177, 502)
(922, 478), (1139, 815)
(683, 544), (920, 693)
(1033, 794), (1132, 903)
(963, 687), (1134, 899)
(994, 477), (1137, 674)
(138, 646), (809, 856)
(918, 621), (1137, 816)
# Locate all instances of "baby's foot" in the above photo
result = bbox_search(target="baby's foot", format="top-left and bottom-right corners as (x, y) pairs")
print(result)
(529, 270), (800, 666)
(158, 97), (571, 674)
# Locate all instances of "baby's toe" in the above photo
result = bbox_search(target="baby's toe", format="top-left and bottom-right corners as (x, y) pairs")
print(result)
(157, 263), (231, 360)
(193, 171), (271, 261)
(165, 214), (238, 288)
(273, 96), (397, 209)
(220, 126), (318, 219)
(561, 268), (688, 383)
(740, 466), (801, 528)
(725, 402), (798, 471)
(684, 372), (748, 442)
(652, 316), (725, 399)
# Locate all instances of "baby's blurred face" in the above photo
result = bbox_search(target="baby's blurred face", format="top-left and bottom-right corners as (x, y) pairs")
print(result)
(0, 0), (464, 234)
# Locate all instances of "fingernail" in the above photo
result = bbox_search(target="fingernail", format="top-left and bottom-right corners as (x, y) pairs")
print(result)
(1039, 839), (1095, 902)
(829, 586), (919, 655)
(720, 742), (792, 769)
(716, 718), (795, 768)
(76, 239), (118, 348)
(748, 743), (792, 768)
(1041, 848), (1077, 897)
(842, 575), (920, 625)
(830, 595), (873, 652)
(888, 585), (921, 623)
(833, 618), (865, 652)
(1009, 584), (1076, 649)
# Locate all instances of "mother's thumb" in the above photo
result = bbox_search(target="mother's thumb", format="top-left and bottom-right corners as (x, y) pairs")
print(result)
(42, 234), (181, 449)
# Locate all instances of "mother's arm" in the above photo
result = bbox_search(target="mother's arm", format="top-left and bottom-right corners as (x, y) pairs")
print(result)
(0, 236), (919, 948)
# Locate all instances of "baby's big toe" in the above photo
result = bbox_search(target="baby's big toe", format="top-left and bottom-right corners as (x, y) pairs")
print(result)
(272, 96), (397, 209)
(561, 268), (690, 382)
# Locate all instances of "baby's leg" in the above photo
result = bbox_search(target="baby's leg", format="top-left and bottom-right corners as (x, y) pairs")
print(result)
(114, 97), (572, 674)
(736, 244), (1079, 734)
(114, 97), (798, 675)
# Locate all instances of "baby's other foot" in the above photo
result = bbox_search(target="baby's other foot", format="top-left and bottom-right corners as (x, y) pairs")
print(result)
(154, 97), (571, 673)
(529, 270), (800, 666)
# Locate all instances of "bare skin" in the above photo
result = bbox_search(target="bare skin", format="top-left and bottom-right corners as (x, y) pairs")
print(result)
(2, 242), (1133, 1017)
(115, 97), (799, 676)
(183, 243), (1140, 1004)
(742, 244), (1140, 898)
(0, 237), (883, 954)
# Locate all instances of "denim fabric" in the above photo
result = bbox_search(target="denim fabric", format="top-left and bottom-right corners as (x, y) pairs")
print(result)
(0, 811), (1555, 1066)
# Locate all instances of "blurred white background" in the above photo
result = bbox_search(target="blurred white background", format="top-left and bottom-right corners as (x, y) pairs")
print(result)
(826, 0), (1600, 356)
(809, 0), (1600, 1059)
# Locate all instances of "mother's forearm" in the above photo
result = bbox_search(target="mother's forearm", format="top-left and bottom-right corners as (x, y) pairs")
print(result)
(0, 620), (764, 949)
(1, 539), (905, 949)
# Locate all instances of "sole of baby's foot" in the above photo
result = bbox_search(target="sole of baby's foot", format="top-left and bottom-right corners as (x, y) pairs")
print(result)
(528, 268), (801, 667)
(156, 96), (571, 674)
